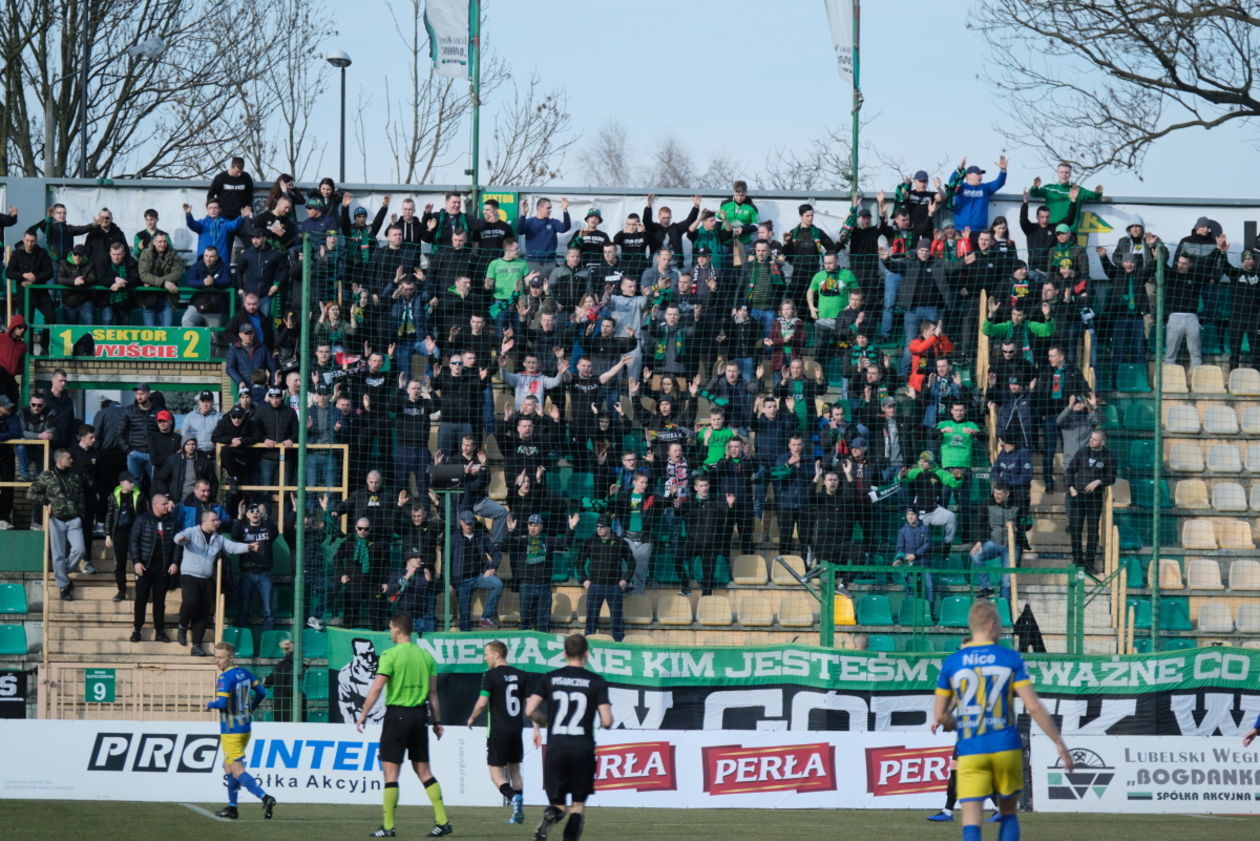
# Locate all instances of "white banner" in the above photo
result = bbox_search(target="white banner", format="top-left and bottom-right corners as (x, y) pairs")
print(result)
(824, 0), (856, 81)
(0, 720), (957, 809)
(1030, 734), (1260, 814)
(0, 720), (500, 805)
(424, 0), (472, 80)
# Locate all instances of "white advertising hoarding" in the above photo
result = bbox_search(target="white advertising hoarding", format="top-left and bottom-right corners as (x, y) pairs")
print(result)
(1031, 734), (1260, 814)
(0, 720), (957, 809)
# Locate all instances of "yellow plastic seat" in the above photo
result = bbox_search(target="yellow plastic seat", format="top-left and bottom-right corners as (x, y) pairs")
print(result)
(1168, 443), (1204, 473)
(498, 591), (520, 623)
(1207, 445), (1243, 474)
(1218, 520), (1255, 550)
(1242, 406), (1260, 435)
(771, 554), (806, 586)
(1164, 404), (1200, 434)
(488, 470), (508, 501)
(697, 595), (734, 626)
(1196, 603), (1234, 633)
(1247, 445), (1260, 473)
(1228, 559), (1260, 589)
(1230, 367), (1260, 396)
(1181, 519), (1218, 550)
(1204, 406), (1239, 435)
(1147, 558), (1184, 590)
(624, 594), (654, 625)
(1185, 558), (1224, 590)
(1162, 364), (1188, 393)
(1174, 479), (1210, 509)
(1235, 604), (1260, 633)
(1111, 478), (1132, 508)
(732, 554), (769, 585)
(550, 593), (576, 625)
(1212, 481), (1248, 512)
(777, 592), (816, 628)
(1191, 365), (1227, 395)
(657, 594), (695, 626)
(736, 592), (774, 627)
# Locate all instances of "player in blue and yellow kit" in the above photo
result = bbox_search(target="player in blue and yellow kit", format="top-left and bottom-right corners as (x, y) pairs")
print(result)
(206, 641), (277, 820)
(933, 600), (1071, 841)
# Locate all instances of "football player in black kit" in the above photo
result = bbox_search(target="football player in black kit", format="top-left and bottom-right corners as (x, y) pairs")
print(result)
(524, 634), (613, 841)
(466, 640), (528, 824)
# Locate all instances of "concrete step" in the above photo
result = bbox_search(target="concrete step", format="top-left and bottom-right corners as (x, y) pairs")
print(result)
(55, 638), (205, 658)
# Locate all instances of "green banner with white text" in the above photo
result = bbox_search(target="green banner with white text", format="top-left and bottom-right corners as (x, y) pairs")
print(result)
(323, 630), (1260, 734)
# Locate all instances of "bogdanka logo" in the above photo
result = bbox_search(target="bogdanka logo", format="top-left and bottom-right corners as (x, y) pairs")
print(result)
(864, 745), (953, 796)
(1047, 748), (1114, 800)
(595, 741), (676, 792)
(701, 743), (836, 796)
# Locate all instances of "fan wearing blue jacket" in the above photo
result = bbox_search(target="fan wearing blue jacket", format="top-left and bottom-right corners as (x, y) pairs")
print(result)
(184, 199), (251, 258)
(945, 156), (1008, 233)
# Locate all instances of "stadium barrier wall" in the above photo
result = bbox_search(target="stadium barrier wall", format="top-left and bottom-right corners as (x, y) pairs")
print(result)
(3, 720), (1258, 812)
(326, 631), (1260, 735)
(1030, 734), (1260, 814)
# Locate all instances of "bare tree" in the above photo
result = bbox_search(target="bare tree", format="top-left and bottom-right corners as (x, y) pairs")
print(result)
(484, 75), (577, 186)
(238, 0), (335, 179)
(576, 119), (632, 187)
(696, 153), (743, 192)
(974, 0), (1260, 173)
(3, 0), (331, 178)
(761, 127), (858, 193)
(352, 85), (377, 183)
(645, 135), (697, 188)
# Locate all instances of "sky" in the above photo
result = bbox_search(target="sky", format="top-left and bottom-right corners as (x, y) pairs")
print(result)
(311, 0), (1255, 199)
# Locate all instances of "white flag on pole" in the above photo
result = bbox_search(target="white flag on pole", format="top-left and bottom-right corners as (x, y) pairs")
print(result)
(824, 0), (855, 80)
(425, 0), (473, 79)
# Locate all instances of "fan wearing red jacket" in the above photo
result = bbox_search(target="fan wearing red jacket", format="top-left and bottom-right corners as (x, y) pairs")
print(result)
(907, 319), (954, 392)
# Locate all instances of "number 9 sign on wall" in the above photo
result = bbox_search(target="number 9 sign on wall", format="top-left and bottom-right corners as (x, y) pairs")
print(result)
(48, 325), (218, 360)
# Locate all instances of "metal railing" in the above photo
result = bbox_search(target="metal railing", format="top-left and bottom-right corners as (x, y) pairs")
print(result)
(39, 660), (216, 721)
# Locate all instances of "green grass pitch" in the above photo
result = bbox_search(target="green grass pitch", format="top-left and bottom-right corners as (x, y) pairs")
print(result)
(1, 802), (1257, 841)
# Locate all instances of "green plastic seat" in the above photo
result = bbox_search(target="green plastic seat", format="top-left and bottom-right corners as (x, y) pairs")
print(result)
(898, 597), (933, 626)
(857, 594), (895, 626)
(935, 636), (963, 652)
(866, 634), (898, 652)
(308, 706), (330, 722)
(1200, 324), (1224, 355)
(1122, 401), (1156, 432)
(825, 358), (847, 389)
(1099, 403), (1122, 431)
(574, 511), (599, 540)
(899, 634), (933, 652)
(1158, 598), (1193, 631)
(0, 624), (26, 655)
(1116, 363), (1152, 393)
(300, 627), (327, 659)
(1159, 637), (1196, 651)
(1133, 637), (1153, 653)
(222, 626), (256, 658)
(274, 586), (294, 619)
(271, 538), (293, 576)
(552, 548), (574, 582)
(0, 582), (28, 614)
(993, 597), (1014, 628)
(1125, 598), (1152, 630)
(302, 668), (329, 700)
(259, 630), (293, 660)
(1117, 525), (1144, 551)
(566, 473), (595, 502)
(1121, 555), (1146, 588)
(691, 554), (730, 586)
(1124, 440), (1155, 475)
(1130, 479), (1171, 509)
(650, 550), (680, 585)
(939, 596), (973, 628)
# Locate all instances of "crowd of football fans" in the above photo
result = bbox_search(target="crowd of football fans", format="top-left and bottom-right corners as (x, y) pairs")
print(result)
(0, 153), (1252, 646)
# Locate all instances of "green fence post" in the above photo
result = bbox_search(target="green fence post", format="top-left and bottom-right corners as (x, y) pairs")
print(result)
(291, 233), (312, 721)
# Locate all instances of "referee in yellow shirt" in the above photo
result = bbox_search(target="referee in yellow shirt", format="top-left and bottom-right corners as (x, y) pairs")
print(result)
(356, 612), (451, 838)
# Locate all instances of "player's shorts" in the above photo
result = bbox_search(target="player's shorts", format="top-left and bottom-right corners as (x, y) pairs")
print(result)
(380, 705), (430, 764)
(956, 748), (1024, 802)
(220, 732), (250, 764)
(544, 745), (596, 804)
(487, 728), (524, 767)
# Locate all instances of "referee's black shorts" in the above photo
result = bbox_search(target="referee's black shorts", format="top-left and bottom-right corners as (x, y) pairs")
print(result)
(486, 727), (524, 767)
(379, 704), (430, 764)
(544, 745), (596, 803)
